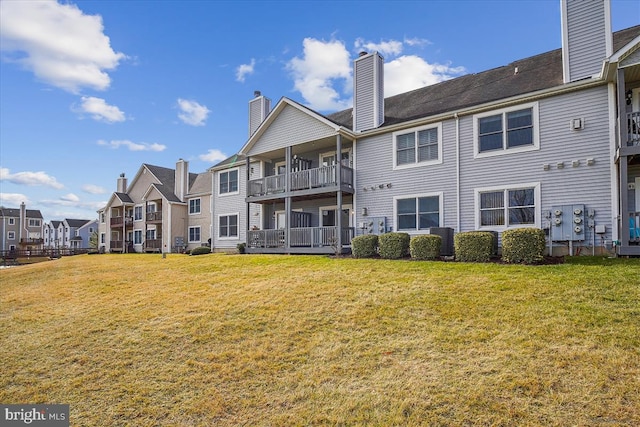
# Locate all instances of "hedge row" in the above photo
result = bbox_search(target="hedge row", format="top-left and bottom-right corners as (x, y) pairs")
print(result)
(352, 228), (545, 264)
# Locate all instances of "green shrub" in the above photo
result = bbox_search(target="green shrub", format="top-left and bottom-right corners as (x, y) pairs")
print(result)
(501, 228), (546, 264)
(351, 234), (378, 258)
(237, 243), (246, 254)
(190, 246), (211, 256)
(454, 231), (495, 262)
(410, 235), (442, 260)
(378, 232), (411, 259)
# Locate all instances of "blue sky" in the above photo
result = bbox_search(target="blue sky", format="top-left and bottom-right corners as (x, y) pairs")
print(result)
(1, 0), (638, 221)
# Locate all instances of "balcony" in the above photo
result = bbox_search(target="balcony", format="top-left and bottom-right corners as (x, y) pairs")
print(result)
(248, 165), (354, 201)
(110, 216), (133, 228)
(627, 112), (640, 147)
(246, 226), (354, 254)
(146, 211), (162, 222)
(144, 239), (163, 252)
(19, 238), (44, 246)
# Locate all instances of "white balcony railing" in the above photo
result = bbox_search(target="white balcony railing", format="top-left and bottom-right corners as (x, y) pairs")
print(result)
(248, 165), (353, 197)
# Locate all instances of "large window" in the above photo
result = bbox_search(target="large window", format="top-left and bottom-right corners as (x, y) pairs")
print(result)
(219, 169), (239, 195)
(134, 230), (143, 245)
(393, 124), (442, 168)
(476, 184), (538, 229)
(134, 205), (143, 221)
(188, 226), (201, 243)
(474, 103), (539, 156)
(28, 219), (41, 227)
(394, 194), (442, 231)
(219, 214), (238, 238)
(189, 198), (201, 214)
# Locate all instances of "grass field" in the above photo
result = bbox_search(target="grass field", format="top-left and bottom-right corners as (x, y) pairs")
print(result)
(1, 253), (639, 426)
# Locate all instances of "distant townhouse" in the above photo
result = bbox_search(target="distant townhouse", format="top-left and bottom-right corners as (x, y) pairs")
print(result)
(0, 203), (44, 252)
(44, 220), (63, 248)
(215, 0), (640, 256)
(98, 159), (212, 253)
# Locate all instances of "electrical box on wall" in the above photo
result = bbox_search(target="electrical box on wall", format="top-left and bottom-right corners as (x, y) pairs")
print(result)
(363, 216), (386, 234)
(550, 204), (585, 241)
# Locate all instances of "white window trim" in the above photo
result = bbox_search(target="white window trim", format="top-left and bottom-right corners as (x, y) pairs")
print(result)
(319, 148), (353, 167)
(189, 198), (202, 215)
(8, 231), (15, 240)
(133, 229), (143, 245)
(392, 192), (444, 234)
(134, 204), (144, 222)
(218, 212), (240, 240)
(474, 182), (541, 231)
(188, 226), (201, 243)
(217, 168), (240, 197)
(473, 102), (540, 159)
(8, 218), (15, 225)
(392, 123), (443, 170)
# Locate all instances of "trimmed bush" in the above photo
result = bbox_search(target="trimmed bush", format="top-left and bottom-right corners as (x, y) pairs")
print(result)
(351, 234), (379, 258)
(378, 232), (411, 259)
(190, 246), (211, 256)
(410, 235), (442, 260)
(502, 228), (546, 264)
(237, 243), (246, 254)
(454, 231), (495, 262)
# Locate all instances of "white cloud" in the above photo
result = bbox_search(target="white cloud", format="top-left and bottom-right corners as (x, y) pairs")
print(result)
(354, 38), (403, 57)
(236, 59), (255, 82)
(177, 98), (210, 126)
(82, 184), (106, 194)
(0, 0), (126, 93)
(286, 38), (352, 111)
(60, 193), (80, 202)
(0, 167), (64, 189)
(404, 37), (432, 47)
(384, 55), (466, 97)
(75, 96), (126, 123)
(97, 139), (166, 152)
(199, 149), (227, 163)
(0, 192), (30, 206)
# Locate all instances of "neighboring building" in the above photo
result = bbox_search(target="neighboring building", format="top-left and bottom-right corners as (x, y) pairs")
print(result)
(225, 0), (639, 256)
(67, 219), (98, 250)
(0, 203), (44, 252)
(98, 160), (212, 253)
(44, 220), (63, 248)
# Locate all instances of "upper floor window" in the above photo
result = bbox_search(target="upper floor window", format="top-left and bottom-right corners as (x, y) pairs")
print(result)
(101, 213), (105, 223)
(134, 205), (143, 221)
(189, 198), (201, 214)
(394, 193), (442, 232)
(476, 183), (539, 230)
(393, 124), (442, 169)
(474, 103), (539, 157)
(29, 219), (41, 227)
(219, 169), (239, 195)
(8, 231), (15, 240)
(8, 218), (15, 225)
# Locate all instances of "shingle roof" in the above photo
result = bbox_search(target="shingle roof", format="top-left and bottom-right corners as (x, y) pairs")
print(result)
(65, 219), (91, 228)
(0, 207), (43, 218)
(115, 192), (134, 204)
(327, 25), (640, 130)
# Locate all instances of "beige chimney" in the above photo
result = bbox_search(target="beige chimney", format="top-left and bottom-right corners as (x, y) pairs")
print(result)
(117, 173), (127, 193)
(175, 158), (189, 201)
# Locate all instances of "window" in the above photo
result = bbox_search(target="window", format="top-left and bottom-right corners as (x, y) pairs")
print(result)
(8, 231), (15, 240)
(393, 124), (442, 169)
(146, 229), (156, 240)
(394, 194), (442, 232)
(134, 206), (143, 221)
(101, 233), (105, 244)
(134, 230), (143, 245)
(101, 213), (105, 223)
(476, 184), (539, 229)
(474, 103), (539, 157)
(9, 218), (15, 225)
(189, 226), (201, 242)
(219, 214), (238, 238)
(189, 198), (201, 214)
(29, 219), (41, 227)
(219, 169), (239, 195)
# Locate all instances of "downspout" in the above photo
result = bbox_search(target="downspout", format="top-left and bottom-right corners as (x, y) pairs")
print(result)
(455, 113), (461, 233)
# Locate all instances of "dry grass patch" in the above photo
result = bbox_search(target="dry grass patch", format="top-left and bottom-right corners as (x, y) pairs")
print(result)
(1, 254), (639, 426)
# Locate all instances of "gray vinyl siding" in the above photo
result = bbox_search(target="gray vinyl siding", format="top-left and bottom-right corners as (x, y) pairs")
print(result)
(459, 85), (613, 243)
(247, 105), (336, 156)
(353, 53), (384, 132)
(564, 0), (608, 81)
(354, 120), (458, 234)
(249, 96), (271, 137)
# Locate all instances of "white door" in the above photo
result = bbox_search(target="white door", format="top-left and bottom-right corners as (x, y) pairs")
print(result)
(275, 211), (286, 229)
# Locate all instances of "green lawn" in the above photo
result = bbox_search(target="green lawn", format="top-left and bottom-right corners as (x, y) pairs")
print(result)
(1, 254), (639, 426)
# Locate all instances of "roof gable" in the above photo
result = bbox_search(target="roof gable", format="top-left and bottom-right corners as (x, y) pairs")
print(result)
(240, 97), (343, 156)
